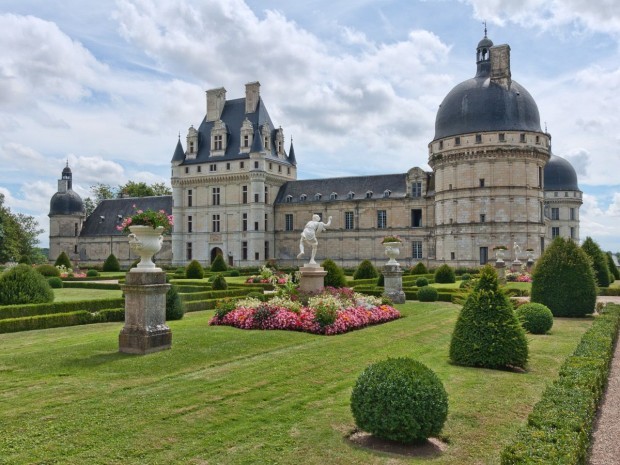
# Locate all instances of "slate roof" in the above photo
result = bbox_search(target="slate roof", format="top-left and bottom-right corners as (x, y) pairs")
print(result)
(544, 154), (580, 191)
(49, 190), (85, 216)
(80, 196), (172, 237)
(274, 173), (411, 204)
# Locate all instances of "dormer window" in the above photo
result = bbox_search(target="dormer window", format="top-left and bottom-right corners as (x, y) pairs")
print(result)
(330, 192), (338, 200)
(365, 190), (373, 199)
(240, 118), (253, 153)
(210, 120), (227, 156)
(214, 135), (223, 150)
(261, 122), (272, 152)
(186, 125), (198, 160)
(348, 191), (355, 199)
(286, 195), (293, 203)
(314, 193), (322, 201)
(243, 135), (249, 147)
(383, 189), (391, 198)
(300, 194), (307, 201)
(275, 127), (284, 157)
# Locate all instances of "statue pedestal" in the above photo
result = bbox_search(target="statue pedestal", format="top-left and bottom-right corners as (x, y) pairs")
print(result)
(510, 260), (523, 272)
(382, 264), (405, 304)
(119, 271), (171, 355)
(298, 265), (327, 293)
(495, 260), (506, 284)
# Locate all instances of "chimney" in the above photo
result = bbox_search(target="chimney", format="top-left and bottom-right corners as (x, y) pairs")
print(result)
(206, 87), (226, 122)
(490, 44), (511, 89)
(245, 81), (260, 114)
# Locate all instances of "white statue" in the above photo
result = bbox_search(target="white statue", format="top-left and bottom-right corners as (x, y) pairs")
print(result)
(513, 241), (521, 261)
(297, 214), (332, 265)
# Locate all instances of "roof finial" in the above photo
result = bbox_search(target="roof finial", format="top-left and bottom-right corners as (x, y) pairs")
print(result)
(483, 20), (487, 38)
(545, 121), (548, 133)
(178, 131), (181, 139)
(66, 159), (69, 168)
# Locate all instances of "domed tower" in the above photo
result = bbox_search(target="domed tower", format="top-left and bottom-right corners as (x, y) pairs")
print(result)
(544, 154), (582, 243)
(428, 33), (550, 266)
(48, 163), (85, 263)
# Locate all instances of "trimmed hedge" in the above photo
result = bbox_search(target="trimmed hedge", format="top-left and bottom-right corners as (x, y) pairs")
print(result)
(500, 304), (620, 464)
(61, 282), (121, 290)
(417, 285), (438, 302)
(0, 308), (124, 334)
(434, 264), (456, 284)
(179, 289), (253, 303)
(598, 287), (620, 296)
(0, 298), (125, 320)
(353, 260), (379, 280)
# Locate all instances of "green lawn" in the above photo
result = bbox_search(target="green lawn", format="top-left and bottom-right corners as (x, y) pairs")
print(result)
(0, 303), (591, 464)
(54, 288), (123, 302)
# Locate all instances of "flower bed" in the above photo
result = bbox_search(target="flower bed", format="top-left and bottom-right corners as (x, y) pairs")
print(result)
(506, 271), (532, 282)
(209, 288), (400, 335)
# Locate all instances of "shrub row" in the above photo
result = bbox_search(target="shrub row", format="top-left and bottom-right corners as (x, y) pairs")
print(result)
(500, 304), (620, 464)
(179, 288), (254, 303)
(61, 282), (122, 290)
(62, 274), (125, 281)
(598, 287), (620, 296)
(0, 298), (125, 320)
(0, 308), (124, 334)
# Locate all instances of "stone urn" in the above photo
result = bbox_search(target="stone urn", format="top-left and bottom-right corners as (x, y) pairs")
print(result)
(383, 241), (402, 265)
(128, 225), (165, 272)
(494, 248), (506, 263)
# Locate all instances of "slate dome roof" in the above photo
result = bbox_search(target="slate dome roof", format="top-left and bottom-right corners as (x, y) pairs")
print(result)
(433, 36), (542, 140)
(49, 190), (85, 216)
(544, 154), (579, 191)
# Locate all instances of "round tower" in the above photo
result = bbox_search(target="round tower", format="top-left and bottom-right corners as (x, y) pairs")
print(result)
(544, 154), (582, 244)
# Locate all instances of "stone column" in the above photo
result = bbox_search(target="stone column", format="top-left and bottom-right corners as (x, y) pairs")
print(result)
(382, 264), (405, 304)
(495, 259), (506, 284)
(511, 260), (523, 273)
(119, 271), (172, 355)
(298, 264), (327, 293)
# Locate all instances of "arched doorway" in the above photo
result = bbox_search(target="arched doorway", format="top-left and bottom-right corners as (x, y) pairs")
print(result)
(210, 247), (223, 264)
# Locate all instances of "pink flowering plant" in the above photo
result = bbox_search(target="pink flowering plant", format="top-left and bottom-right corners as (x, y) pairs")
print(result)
(116, 205), (174, 233)
(381, 235), (402, 244)
(506, 271), (532, 282)
(245, 265), (292, 285)
(210, 286), (401, 335)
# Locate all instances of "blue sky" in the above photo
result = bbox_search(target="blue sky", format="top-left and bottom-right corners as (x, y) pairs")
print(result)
(1, 0), (619, 252)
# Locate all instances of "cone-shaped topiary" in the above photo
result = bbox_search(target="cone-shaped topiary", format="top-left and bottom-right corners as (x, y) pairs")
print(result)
(531, 237), (596, 317)
(581, 236), (610, 287)
(166, 283), (185, 320)
(410, 262), (428, 275)
(211, 254), (228, 272)
(351, 357), (448, 443)
(0, 264), (54, 305)
(449, 265), (528, 369)
(321, 258), (347, 288)
(102, 253), (121, 272)
(607, 252), (620, 281)
(515, 303), (553, 334)
(54, 251), (72, 269)
(417, 285), (438, 302)
(36, 264), (61, 277)
(434, 264), (456, 283)
(211, 273), (228, 290)
(185, 260), (204, 279)
(353, 259), (378, 280)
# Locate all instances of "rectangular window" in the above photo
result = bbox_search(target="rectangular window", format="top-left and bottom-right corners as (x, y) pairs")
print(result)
(212, 187), (220, 205)
(188, 215), (193, 233)
(255, 252), (259, 261)
(520, 133), (526, 143)
(345, 211), (354, 230)
(264, 241), (269, 260)
(499, 133), (505, 142)
(240, 161), (245, 169)
(439, 140), (444, 150)
(242, 186), (248, 204)
(264, 213), (268, 231)
(187, 189), (193, 207)
(214, 134), (223, 150)
(541, 237), (545, 253)
(212, 214), (220, 233)
(570, 227), (576, 239)
(242, 213), (248, 231)
(243, 135), (249, 147)
(539, 166), (543, 188)
(226, 162), (231, 170)
(480, 213), (486, 223)
(254, 193), (259, 203)
(186, 242), (192, 261)
(570, 208), (575, 221)
(185, 167), (189, 174)
(377, 210), (387, 229)
(551, 208), (559, 220)
(454, 136), (461, 145)
(412, 181), (422, 197)
(285, 214), (294, 231)
(480, 246), (488, 265)
(210, 164), (217, 172)
(412, 241), (423, 259)
(278, 165), (282, 173)
(264, 186), (269, 204)
(269, 163), (273, 170)
(254, 221), (259, 231)
(475, 134), (482, 143)
(74, 223), (78, 237)
(411, 209), (422, 227)
(254, 161), (259, 169)
(552, 226), (560, 238)
(242, 241), (248, 260)
(451, 252), (455, 260)
(197, 165), (202, 173)
(479, 178), (485, 187)
(74, 245), (78, 254)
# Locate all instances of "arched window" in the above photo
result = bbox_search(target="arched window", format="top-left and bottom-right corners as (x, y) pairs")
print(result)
(300, 194), (307, 201)
(286, 195), (293, 203)
(365, 190), (373, 199)
(348, 191), (355, 199)
(383, 189), (391, 198)
(330, 192), (338, 200)
(314, 193), (322, 201)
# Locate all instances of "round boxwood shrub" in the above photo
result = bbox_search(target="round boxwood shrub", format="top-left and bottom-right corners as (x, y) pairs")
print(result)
(417, 285), (438, 302)
(211, 254), (228, 272)
(515, 303), (553, 335)
(461, 273), (471, 281)
(321, 258), (347, 288)
(102, 253), (121, 272)
(229, 269), (240, 277)
(449, 265), (528, 369)
(410, 262), (428, 275)
(36, 264), (61, 277)
(0, 264), (54, 305)
(47, 277), (63, 288)
(353, 259), (378, 280)
(415, 276), (429, 287)
(434, 264), (456, 284)
(211, 274), (228, 290)
(351, 357), (448, 443)
(86, 269), (100, 277)
(185, 260), (205, 279)
(166, 284), (184, 320)
(174, 267), (186, 278)
(531, 237), (596, 317)
(54, 251), (73, 269)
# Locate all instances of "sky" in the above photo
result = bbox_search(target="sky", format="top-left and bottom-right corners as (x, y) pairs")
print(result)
(1, 0), (619, 253)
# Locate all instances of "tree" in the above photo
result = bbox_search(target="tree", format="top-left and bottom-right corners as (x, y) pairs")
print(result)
(83, 182), (172, 216)
(581, 237), (611, 288)
(606, 252), (619, 281)
(0, 194), (43, 263)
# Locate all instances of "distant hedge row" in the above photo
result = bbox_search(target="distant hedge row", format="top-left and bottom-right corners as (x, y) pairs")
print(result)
(0, 298), (125, 320)
(0, 308), (124, 334)
(500, 304), (620, 464)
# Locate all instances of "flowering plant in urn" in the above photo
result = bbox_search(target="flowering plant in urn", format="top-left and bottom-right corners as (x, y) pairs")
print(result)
(117, 206), (174, 233)
(381, 235), (402, 244)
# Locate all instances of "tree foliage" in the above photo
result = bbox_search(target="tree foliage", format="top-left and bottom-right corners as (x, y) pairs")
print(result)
(0, 264), (54, 305)
(606, 252), (619, 281)
(83, 182), (172, 216)
(321, 258), (347, 288)
(353, 259), (378, 280)
(0, 194), (43, 263)
(581, 236), (611, 287)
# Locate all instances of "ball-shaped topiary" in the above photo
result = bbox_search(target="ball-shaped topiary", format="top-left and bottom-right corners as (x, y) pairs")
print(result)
(515, 303), (553, 335)
(417, 285), (438, 302)
(185, 260), (205, 279)
(54, 251), (72, 269)
(434, 264), (456, 284)
(211, 254), (228, 272)
(415, 276), (429, 287)
(36, 264), (61, 277)
(531, 237), (597, 317)
(460, 273), (471, 281)
(174, 267), (186, 278)
(353, 259), (378, 280)
(410, 262), (428, 275)
(581, 237), (611, 287)
(47, 277), (63, 288)
(102, 253), (121, 272)
(86, 269), (100, 277)
(211, 273), (228, 290)
(0, 264), (54, 305)
(449, 265), (528, 369)
(351, 357), (448, 443)
(321, 258), (347, 288)
(229, 269), (241, 277)
(166, 284), (185, 320)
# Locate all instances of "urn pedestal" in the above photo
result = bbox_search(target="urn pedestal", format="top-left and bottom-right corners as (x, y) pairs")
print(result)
(382, 264), (405, 304)
(495, 259), (506, 284)
(298, 264), (327, 293)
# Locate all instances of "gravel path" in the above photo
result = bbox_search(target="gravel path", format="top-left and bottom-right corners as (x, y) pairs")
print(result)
(589, 297), (620, 465)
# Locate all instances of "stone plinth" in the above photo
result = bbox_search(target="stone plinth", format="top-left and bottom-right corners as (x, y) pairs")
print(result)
(119, 271), (171, 355)
(495, 259), (506, 283)
(511, 260), (523, 272)
(382, 264), (405, 304)
(298, 265), (327, 293)
(526, 259), (534, 272)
